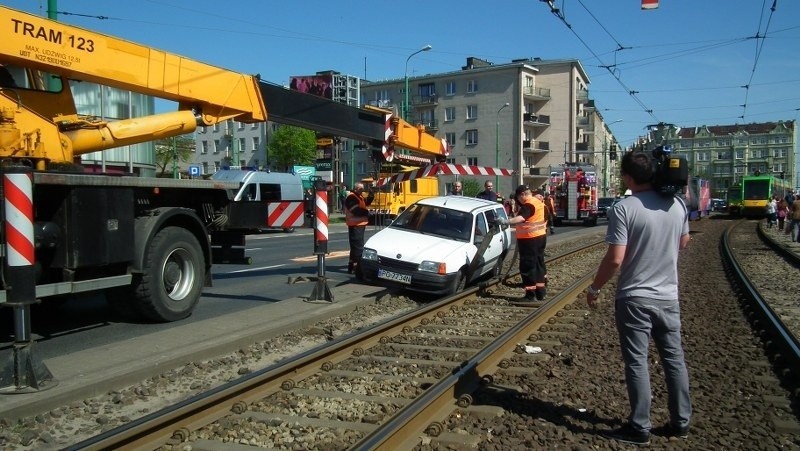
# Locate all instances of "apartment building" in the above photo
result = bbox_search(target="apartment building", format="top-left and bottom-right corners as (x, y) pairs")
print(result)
(360, 56), (620, 198)
(647, 121), (796, 198)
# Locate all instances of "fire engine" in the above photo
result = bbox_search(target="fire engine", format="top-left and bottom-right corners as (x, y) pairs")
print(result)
(549, 164), (599, 226)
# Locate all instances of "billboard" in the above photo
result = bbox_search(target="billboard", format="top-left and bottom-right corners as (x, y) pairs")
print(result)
(289, 73), (333, 99)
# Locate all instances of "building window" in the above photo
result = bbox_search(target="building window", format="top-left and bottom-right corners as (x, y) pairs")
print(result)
(775, 147), (788, 158)
(357, 161), (367, 174)
(696, 151), (708, 161)
(238, 121), (245, 130)
(445, 157), (456, 165)
(201, 141), (208, 154)
(200, 126), (207, 134)
(445, 107), (455, 122)
(214, 162), (220, 172)
(466, 105), (478, 120)
(252, 137), (260, 152)
(467, 80), (478, 93)
(240, 159), (246, 167)
(213, 123), (219, 132)
(445, 132), (456, 147)
(238, 137), (246, 153)
(213, 139), (220, 153)
(467, 157), (478, 166)
(466, 129), (478, 145)
(445, 81), (456, 96)
(735, 149), (744, 159)
(202, 162), (208, 174)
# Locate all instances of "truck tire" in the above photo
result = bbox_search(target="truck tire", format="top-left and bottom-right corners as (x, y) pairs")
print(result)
(134, 226), (204, 322)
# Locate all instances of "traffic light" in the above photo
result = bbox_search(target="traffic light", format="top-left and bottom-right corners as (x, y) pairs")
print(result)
(609, 144), (617, 161)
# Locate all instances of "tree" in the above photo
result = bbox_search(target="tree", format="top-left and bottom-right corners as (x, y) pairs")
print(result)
(155, 135), (195, 177)
(268, 125), (316, 171)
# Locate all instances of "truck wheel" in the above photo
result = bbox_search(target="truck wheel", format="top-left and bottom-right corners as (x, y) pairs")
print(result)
(447, 269), (467, 296)
(134, 226), (204, 322)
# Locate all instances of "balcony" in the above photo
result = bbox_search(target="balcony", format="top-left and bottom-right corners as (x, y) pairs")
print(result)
(584, 99), (596, 112)
(412, 94), (438, 106)
(366, 99), (394, 108)
(523, 113), (550, 128)
(421, 120), (439, 132)
(576, 116), (593, 131)
(576, 88), (589, 104)
(523, 86), (551, 101)
(575, 142), (589, 152)
(523, 140), (549, 154)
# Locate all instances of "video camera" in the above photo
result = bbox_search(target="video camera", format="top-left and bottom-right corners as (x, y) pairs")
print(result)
(650, 144), (688, 196)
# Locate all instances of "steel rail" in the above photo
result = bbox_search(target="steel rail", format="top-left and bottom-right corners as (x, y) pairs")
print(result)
(722, 221), (800, 379)
(352, 268), (594, 450)
(67, 240), (605, 451)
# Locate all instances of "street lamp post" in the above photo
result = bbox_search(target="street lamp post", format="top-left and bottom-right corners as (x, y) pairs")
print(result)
(404, 44), (432, 121)
(495, 103), (510, 190)
(603, 119), (623, 196)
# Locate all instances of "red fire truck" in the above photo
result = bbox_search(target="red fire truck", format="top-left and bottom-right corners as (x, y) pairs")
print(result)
(549, 164), (599, 226)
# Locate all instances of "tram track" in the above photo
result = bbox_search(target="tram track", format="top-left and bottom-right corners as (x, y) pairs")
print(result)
(724, 220), (800, 385)
(66, 241), (607, 450)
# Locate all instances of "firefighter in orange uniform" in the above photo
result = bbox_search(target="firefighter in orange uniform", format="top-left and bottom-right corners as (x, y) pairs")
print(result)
(508, 185), (548, 301)
(344, 183), (374, 275)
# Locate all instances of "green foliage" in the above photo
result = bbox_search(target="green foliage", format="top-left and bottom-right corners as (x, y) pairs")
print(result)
(155, 135), (195, 176)
(462, 179), (481, 197)
(268, 126), (316, 171)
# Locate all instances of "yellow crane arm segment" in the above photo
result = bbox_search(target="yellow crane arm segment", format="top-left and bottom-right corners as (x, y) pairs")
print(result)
(0, 6), (266, 125)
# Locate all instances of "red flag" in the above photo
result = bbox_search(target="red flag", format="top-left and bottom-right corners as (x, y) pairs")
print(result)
(642, 0), (658, 9)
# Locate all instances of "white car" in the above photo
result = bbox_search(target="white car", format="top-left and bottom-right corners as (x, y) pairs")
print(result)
(361, 196), (512, 296)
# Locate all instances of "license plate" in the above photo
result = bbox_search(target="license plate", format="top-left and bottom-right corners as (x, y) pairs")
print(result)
(378, 269), (411, 284)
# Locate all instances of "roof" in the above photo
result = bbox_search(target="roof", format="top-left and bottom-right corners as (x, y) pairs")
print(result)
(677, 121), (795, 138)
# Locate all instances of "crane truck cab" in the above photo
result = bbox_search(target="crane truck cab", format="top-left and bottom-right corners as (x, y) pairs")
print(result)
(211, 169), (305, 233)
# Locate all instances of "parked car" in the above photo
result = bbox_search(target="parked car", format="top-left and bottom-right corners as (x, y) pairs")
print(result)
(361, 196), (512, 296)
(711, 198), (727, 212)
(597, 197), (615, 218)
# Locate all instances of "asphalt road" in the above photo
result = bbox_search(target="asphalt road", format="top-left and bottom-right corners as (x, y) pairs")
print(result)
(0, 221), (375, 357)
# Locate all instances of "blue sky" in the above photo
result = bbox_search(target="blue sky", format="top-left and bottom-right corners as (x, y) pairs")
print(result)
(5, 0), (800, 151)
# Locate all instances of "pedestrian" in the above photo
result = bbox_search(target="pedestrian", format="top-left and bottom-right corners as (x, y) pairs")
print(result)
(790, 194), (800, 242)
(338, 185), (349, 213)
(544, 192), (556, 234)
(449, 181), (464, 196)
(507, 185), (547, 301)
(344, 183), (374, 275)
(586, 150), (692, 446)
(777, 198), (789, 232)
(476, 181), (499, 202)
(765, 196), (777, 228)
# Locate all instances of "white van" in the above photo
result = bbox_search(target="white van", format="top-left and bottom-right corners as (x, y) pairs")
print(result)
(212, 170), (305, 233)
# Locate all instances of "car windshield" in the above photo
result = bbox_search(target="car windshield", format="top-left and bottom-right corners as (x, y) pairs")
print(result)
(391, 204), (472, 242)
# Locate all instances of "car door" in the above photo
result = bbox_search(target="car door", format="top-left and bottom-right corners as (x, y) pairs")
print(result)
(472, 209), (504, 277)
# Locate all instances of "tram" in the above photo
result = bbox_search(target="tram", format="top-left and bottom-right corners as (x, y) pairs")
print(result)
(740, 175), (792, 217)
(726, 184), (742, 216)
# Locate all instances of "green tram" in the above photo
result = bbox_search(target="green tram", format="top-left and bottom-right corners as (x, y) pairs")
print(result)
(726, 184), (742, 216)
(740, 175), (793, 217)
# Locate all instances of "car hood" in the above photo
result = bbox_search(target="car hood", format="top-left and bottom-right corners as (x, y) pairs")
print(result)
(364, 227), (473, 263)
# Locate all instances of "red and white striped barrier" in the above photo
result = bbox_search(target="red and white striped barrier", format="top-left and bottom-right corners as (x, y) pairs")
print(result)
(376, 163), (515, 186)
(314, 190), (328, 254)
(267, 201), (305, 229)
(3, 172), (35, 267)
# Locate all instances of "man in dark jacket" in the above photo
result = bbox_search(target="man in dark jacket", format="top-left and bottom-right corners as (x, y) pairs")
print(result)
(476, 181), (498, 202)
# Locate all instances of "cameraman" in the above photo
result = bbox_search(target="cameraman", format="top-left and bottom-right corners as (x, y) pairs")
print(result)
(586, 150), (692, 446)
(344, 183), (374, 275)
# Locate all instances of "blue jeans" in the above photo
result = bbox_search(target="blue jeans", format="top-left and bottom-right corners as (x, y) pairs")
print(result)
(614, 297), (692, 432)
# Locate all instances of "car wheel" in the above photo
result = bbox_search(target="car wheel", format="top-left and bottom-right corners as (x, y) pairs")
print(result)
(447, 269), (467, 296)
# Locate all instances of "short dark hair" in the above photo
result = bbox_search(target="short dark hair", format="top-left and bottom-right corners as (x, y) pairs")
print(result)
(620, 150), (654, 185)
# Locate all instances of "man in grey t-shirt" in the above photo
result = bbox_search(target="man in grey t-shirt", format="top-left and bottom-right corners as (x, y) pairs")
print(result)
(586, 150), (692, 446)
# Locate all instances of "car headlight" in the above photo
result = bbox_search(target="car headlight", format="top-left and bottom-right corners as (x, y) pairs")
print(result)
(419, 261), (446, 274)
(362, 248), (378, 262)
